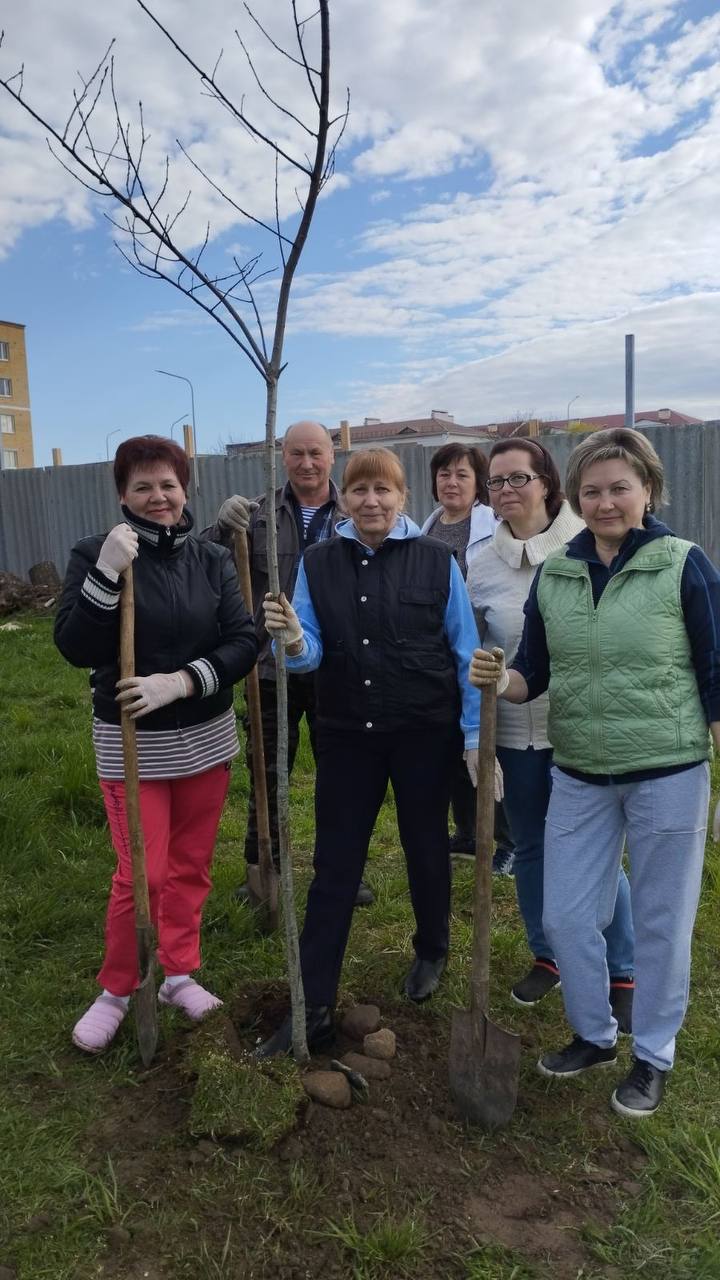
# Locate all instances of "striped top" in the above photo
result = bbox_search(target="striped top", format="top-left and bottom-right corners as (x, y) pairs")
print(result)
(299, 504), (321, 534)
(92, 707), (240, 780)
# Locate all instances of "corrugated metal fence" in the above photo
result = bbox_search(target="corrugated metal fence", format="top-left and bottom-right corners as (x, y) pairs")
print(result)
(1, 422), (718, 579)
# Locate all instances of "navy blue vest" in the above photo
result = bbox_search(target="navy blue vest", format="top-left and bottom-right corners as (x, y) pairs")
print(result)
(303, 534), (459, 733)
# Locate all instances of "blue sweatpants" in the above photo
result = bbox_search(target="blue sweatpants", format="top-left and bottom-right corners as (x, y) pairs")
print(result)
(497, 745), (634, 974)
(542, 763), (710, 1071)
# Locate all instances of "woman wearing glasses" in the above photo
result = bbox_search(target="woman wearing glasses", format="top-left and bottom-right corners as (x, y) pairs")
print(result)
(467, 439), (635, 1020)
(420, 444), (499, 861)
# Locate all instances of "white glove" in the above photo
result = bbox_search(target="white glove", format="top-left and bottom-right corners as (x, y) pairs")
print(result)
(217, 495), (259, 533)
(116, 671), (190, 720)
(263, 593), (304, 647)
(713, 798), (720, 842)
(494, 757), (504, 802)
(469, 647), (509, 694)
(97, 523), (138, 579)
(464, 750), (504, 802)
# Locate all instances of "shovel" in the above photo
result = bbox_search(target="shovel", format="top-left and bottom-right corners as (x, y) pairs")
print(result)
(448, 666), (521, 1127)
(120, 566), (159, 1067)
(234, 531), (279, 932)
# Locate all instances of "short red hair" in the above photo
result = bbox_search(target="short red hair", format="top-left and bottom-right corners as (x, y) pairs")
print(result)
(113, 435), (190, 495)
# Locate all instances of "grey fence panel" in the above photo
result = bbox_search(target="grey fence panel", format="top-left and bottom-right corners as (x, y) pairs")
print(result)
(46, 463), (121, 577)
(0, 424), (717, 579)
(0, 467), (52, 577)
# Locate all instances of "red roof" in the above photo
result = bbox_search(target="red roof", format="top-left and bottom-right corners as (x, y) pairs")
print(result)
(227, 408), (703, 452)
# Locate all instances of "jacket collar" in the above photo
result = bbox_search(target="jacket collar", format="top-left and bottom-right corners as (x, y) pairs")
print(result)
(565, 513), (673, 566)
(282, 478), (340, 510)
(120, 504), (194, 556)
(492, 500), (584, 569)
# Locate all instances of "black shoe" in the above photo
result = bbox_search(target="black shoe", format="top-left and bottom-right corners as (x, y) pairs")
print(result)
(403, 954), (447, 1002)
(255, 1005), (335, 1060)
(449, 833), (476, 859)
(355, 880), (375, 908)
(538, 1034), (617, 1078)
(610, 980), (634, 1036)
(511, 960), (560, 1007)
(612, 1057), (666, 1117)
(492, 846), (515, 876)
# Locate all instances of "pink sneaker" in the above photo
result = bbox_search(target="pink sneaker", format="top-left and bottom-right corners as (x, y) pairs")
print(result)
(158, 978), (222, 1021)
(72, 994), (128, 1054)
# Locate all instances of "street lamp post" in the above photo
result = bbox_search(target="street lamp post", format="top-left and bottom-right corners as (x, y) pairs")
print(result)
(169, 413), (188, 440)
(157, 369), (198, 493)
(105, 427), (121, 460)
(566, 395), (580, 428)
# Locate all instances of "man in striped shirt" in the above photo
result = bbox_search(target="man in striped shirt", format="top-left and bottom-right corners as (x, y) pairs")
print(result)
(213, 421), (375, 908)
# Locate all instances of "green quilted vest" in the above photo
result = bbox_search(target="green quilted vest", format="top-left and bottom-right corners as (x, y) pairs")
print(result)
(536, 536), (709, 774)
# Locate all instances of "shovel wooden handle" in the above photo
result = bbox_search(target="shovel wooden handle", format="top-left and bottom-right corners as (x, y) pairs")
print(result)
(470, 671), (498, 1023)
(119, 567), (152, 931)
(234, 531), (277, 919)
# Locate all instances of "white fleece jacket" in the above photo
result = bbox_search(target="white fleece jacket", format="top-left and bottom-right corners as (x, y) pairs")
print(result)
(466, 501), (584, 750)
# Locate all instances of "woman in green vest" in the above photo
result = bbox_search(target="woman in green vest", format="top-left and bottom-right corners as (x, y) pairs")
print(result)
(470, 427), (720, 1119)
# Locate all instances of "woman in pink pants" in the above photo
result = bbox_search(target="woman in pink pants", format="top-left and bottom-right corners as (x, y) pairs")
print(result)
(55, 435), (258, 1053)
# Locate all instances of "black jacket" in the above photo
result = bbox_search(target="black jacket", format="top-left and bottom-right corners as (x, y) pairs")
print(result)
(55, 507), (258, 729)
(206, 480), (341, 679)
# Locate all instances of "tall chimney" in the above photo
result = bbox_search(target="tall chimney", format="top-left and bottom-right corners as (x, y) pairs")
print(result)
(339, 419), (351, 451)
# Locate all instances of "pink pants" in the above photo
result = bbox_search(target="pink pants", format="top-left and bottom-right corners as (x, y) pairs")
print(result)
(98, 764), (231, 995)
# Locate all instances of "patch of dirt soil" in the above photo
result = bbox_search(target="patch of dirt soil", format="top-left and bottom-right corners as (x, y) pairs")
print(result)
(30, 982), (644, 1280)
(0, 571), (57, 617)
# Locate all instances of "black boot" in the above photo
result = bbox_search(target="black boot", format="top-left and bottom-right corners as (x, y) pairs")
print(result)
(255, 1005), (335, 1059)
(403, 954), (447, 1002)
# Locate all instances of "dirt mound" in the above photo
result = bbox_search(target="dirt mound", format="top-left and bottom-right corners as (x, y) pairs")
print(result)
(0, 570), (57, 617)
(28, 981), (643, 1280)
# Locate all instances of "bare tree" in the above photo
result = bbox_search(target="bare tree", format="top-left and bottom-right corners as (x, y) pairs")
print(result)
(0, 1), (348, 1065)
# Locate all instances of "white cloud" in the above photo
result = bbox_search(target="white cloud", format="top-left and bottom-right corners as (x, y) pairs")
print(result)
(365, 294), (720, 424)
(1, 0), (718, 427)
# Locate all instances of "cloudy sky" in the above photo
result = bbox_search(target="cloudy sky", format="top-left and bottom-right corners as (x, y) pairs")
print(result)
(0, 0), (718, 464)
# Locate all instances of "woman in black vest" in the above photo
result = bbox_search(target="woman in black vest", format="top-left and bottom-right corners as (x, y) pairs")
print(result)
(257, 448), (483, 1056)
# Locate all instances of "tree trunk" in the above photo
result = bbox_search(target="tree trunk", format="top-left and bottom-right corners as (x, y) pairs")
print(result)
(263, 372), (309, 1066)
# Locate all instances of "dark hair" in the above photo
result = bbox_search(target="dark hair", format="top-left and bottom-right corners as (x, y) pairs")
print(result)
(430, 443), (489, 504)
(113, 435), (190, 496)
(488, 438), (564, 520)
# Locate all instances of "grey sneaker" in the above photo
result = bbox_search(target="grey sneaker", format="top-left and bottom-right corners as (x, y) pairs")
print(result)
(538, 1035), (617, 1078)
(611, 1057), (666, 1117)
(511, 960), (560, 1006)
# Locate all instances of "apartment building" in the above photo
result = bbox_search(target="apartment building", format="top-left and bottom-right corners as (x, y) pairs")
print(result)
(0, 320), (35, 469)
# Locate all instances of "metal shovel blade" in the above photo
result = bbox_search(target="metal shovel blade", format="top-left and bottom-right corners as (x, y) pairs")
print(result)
(134, 924), (159, 1068)
(448, 1007), (521, 1129)
(246, 863), (281, 935)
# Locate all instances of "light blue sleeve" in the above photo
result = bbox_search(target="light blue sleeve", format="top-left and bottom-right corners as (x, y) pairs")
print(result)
(271, 559), (324, 672)
(444, 557), (481, 749)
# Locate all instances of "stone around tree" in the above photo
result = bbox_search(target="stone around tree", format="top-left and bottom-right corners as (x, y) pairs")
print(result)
(363, 1028), (396, 1060)
(340, 1004), (381, 1039)
(302, 1071), (352, 1109)
(341, 1051), (392, 1081)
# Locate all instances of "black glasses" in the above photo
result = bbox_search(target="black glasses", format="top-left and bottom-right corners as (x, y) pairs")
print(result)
(486, 471), (544, 491)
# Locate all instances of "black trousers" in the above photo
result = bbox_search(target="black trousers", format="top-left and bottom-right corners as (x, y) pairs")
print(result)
(300, 724), (455, 1006)
(242, 674), (317, 866)
(449, 739), (513, 852)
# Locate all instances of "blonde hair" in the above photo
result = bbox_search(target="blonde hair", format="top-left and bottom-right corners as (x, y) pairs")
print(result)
(341, 447), (407, 496)
(564, 428), (667, 515)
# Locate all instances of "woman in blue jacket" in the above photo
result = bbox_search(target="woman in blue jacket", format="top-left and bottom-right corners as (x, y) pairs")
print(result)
(257, 447), (484, 1056)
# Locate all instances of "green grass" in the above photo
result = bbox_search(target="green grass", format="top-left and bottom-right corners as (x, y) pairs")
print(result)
(2, 613), (720, 1279)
